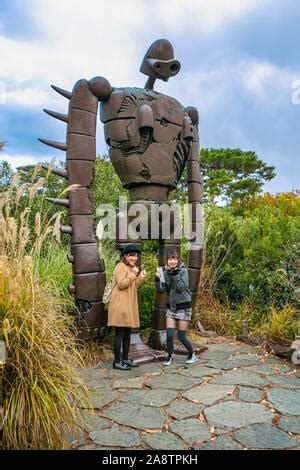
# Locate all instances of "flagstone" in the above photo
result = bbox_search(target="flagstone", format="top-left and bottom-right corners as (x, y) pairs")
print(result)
(185, 365), (222, 378)
(242, 364), (294, 375)
(169, 418), (211, 444)
(234, 424), (298, 449)
(85, 379), (113, 391)
(166, 399), (204, 419)
(267, 375), (300, 389)
(198, 350), (232, 361)
(278, 416), (300, 434)
(183, 384), (235, 405)
(210, 370), (270, 387)
(238, 386), (263, 403)
(193, 435), (244, 450)
(119, 389), (178, 407)
(73, 340), (300, 451)
(80, 368), (110, 380)
(112, 376), (145, 389)
(84, 390), (119, 409)
(204, 401), (273, 430)
(217, 356), (262, 370)
(268, 388), (300, 415)
(77, 411), (112, 432)
(145, 373), (201, 390)
(102, 402), (167, 430)
(142, 432), (188, 450)
(90, 425), (141, 447)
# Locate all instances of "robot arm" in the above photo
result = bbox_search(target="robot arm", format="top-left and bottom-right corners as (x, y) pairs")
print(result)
(89, 76), (113, 102)
(39, 77), (113, 338)
(185, 106), (204, 309)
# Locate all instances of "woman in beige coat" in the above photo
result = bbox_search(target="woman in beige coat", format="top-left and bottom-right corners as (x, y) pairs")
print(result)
(108, 244), (146, 370)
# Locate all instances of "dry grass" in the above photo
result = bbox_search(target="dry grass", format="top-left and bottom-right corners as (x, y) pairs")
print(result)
(193, 288), (230, 334)
(0, 164), (90, 449)
(253, 305), (299, 343)
(78, 338), (113, 368)
(191, 217), (235, 336)
(1, 256), (88, 449)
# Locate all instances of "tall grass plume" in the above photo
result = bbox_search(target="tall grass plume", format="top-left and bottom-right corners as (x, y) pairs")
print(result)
(0, 164), (89, 449)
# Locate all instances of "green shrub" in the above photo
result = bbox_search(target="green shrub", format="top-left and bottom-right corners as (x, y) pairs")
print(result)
(33, 243), (74, 314)
(205, 194), (299, 312)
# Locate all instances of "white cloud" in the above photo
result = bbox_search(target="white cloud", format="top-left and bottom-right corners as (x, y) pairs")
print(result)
(0, 0), (266, 110)
(241, 61), (298, 104)
(5, 88), (50, 107)
(1, 152), (53, 170)
(160, 58), (300, 118)
(0, 0), (147, 110)
(244, 62), (275, 95)
(152, 0), (265, 34)
(1, 0), (299, 194)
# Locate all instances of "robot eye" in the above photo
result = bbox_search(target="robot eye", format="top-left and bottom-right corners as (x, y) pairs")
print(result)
(170, 63), (179, 72)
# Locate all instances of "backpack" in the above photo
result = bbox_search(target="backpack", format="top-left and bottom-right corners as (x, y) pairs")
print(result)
(102, 265), (128, 304)
(102, 279), (114, 304)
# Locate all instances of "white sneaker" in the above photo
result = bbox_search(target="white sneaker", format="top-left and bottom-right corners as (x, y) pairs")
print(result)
(163, 355), (174, 366)
(185, 353), (198, 364)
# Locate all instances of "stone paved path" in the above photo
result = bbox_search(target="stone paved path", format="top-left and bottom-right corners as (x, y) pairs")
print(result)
(72, 342), (300, 450)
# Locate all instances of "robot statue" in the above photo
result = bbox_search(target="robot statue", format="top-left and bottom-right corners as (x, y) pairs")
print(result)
(40, 39), (205, 362)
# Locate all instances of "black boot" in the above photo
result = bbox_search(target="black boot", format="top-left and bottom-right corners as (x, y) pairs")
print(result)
(123, 359), (139, 367)
(113, 361), (131, 370)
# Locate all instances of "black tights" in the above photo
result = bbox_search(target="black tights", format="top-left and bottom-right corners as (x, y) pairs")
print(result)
(166, 328), (193, 357)
(113, 327), (131, 363)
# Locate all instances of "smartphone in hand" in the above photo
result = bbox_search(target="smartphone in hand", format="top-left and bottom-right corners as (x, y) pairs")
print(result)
(157, 266), (165, 283)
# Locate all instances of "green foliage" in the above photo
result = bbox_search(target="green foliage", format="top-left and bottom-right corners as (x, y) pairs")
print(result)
(201, 148), (275, 205)
(169, 148), (275, 206)
(1, 152), (295, 344)
(0, 160), (13, 191)
(92, 155), (128, 208)
(33, 243), (74, 314)
(100, 240), (120, 279)
(140, 242), (159, 328)
(206, 193), (299, 311)
(198, 192), (300, 341)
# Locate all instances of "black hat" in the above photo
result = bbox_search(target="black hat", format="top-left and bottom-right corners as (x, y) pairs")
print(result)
(120, 244), (141, 255)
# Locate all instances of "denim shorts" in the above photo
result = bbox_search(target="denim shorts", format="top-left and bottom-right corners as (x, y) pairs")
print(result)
(166, 307), (192, 321)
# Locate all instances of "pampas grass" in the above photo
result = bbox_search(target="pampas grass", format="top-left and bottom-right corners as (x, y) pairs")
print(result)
(0, 164), (89, 449)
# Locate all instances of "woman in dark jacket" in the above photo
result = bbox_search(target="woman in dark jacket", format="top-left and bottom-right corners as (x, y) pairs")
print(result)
(155, 250), (198, 366)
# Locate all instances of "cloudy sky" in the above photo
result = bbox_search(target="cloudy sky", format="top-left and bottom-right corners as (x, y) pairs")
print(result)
(0, 0), (299, 193)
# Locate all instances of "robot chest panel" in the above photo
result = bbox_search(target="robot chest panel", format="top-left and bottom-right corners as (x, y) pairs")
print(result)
(101, 87), (185, 146)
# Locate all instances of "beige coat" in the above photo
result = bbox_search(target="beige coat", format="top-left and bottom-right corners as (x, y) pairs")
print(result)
(108, 262), (145, 328)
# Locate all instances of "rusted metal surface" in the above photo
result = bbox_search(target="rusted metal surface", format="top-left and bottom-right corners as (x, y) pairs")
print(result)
(41, 39), (204, 352)
(69, 243), (103, 274)
(187, 247), (203, 270)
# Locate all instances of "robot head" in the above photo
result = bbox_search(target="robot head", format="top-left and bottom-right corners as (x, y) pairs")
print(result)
(140, 39), (181, 82)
